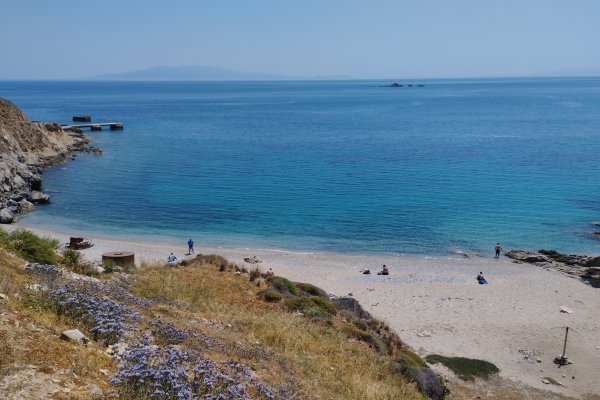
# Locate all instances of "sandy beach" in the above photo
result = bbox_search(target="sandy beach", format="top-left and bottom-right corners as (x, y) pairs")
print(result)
(7, 222), (600, 398)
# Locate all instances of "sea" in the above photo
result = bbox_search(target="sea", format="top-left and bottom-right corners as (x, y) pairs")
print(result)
(1, 78), (600, 256)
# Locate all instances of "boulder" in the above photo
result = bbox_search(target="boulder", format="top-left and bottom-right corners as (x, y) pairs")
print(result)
(29, 191), (50, 204)
(60, 329), (89, 344)
(90, 265), (105, 274)
(411, 367), (444, 400)
(18, 199), (35, 213)
(0, 207), (14, 223)
(12, 174), (26, 190)
(585, 256), (600, 268)
(538, 249), (587, 266)
(87, 384), (104, 399)
(28, 176), (42, 191)
(504, 250), (550, 264)
(331, 296), (371, 320)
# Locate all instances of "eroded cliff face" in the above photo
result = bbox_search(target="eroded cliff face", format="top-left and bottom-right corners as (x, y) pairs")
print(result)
(0, 98), (91, 223)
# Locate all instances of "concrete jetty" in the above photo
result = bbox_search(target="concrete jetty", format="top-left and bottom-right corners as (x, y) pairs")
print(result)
(62, 122), (124, 131)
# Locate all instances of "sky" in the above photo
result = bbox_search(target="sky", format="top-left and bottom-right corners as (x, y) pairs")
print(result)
(1, 0), (599, 80)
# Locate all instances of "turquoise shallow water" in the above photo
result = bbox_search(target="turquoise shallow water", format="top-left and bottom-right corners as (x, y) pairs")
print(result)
(2, 78), (600, 255)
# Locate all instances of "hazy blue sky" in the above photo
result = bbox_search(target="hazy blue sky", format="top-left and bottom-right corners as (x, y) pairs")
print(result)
(1, 0), (599, 79)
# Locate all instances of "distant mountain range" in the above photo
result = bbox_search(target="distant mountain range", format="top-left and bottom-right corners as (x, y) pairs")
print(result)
(89, 65), (352, 81)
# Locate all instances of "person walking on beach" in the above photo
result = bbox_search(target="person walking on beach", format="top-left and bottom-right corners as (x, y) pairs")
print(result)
(495, 243), (502, 258)
(187, 238), (194, 255)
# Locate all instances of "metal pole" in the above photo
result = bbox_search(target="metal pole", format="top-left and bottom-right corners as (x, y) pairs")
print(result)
(562, 326), (569, 358)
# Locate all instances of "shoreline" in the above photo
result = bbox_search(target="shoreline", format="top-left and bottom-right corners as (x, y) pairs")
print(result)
(6, 221), (600, 398)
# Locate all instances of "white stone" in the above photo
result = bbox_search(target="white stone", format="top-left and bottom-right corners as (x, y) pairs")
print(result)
(60, 329), (89, 344)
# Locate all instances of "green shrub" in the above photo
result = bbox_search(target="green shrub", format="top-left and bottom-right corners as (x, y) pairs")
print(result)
(259, 289), (283, 302)
(284, 296), (337, 316)
(309, 296), (337, 315)
(353, 319), (369, 331)
(61, 248), (81, 270)
(102, 259), (114, 273)
(394, 349), (426, 370)
(4, 229), (59, 264)
(342, 324), (387, 354)
(296, 282), (327, 297)
(425, 354), (499, 381)
(269, 276), (299, 296)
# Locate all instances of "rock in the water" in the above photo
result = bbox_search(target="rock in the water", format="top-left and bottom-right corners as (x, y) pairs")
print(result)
(18, 199), (35, 213)
(60, 329), (89, 344)
(505, 250), (550, 263)
(0, 207), (14, 223)
(29, 191), (50, 204)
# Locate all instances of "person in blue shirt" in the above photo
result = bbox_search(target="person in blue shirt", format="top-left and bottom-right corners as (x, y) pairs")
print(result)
(187, 238), (194, 255)
(477, 272), (488, 284)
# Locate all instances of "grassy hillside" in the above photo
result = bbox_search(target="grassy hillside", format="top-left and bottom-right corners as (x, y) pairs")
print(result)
(0, 229), (428, 399)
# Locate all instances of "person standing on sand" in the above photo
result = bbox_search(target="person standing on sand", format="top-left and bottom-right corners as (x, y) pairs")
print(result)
(495, 243), (502, 258)
(187, 238), (194, 255)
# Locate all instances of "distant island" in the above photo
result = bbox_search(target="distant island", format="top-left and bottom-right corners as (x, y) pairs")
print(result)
(89, 65), (352, 81)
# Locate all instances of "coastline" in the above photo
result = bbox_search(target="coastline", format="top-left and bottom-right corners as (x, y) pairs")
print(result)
(7, 221), (600, 398)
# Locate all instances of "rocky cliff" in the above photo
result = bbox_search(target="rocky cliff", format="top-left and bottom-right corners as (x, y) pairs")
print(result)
(0, 98), (94, 223)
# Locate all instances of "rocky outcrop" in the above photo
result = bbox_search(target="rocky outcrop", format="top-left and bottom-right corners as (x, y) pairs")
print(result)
(504, 250), (550, 264)
(331, 296), (372, 320)
(505, 248), (600, 287)
(0, 98), (93, 223)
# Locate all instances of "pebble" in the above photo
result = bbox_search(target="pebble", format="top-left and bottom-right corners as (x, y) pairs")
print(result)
(542, 378), (550, 384)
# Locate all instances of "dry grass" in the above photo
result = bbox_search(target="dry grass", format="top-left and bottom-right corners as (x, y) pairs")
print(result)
(0, 248), (28, 296)
(129, 261), (422, 400)
(0, 248), (112, 394)
(0, 241), (421, 399)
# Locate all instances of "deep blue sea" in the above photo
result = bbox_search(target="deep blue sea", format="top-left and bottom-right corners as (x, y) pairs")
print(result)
(2, 78), (600, 256)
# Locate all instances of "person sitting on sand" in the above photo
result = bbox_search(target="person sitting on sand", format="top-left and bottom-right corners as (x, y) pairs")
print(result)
(266, 268), (274, 277)
(476, 271), (488, 284)
(377, 265), (389, 275)
(167, 253), (178, 265)
(362, 268), (371, 275)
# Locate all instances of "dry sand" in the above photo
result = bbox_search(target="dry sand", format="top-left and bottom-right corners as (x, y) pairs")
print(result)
(7, 223), (600, 398)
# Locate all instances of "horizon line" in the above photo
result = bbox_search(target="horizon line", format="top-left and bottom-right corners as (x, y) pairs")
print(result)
(1, 74), (600, 82)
